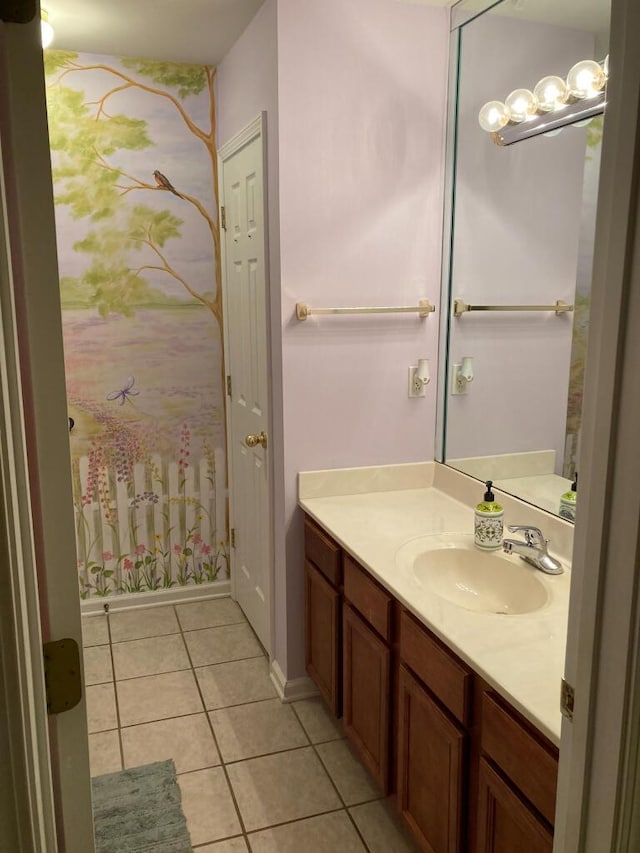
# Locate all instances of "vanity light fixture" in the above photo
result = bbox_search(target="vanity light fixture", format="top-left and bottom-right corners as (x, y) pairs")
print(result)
(452, 357), (474, 396)
(408, 359), (430, 398)
(41, 9), (54, 48)
(478, 56), (608, 146)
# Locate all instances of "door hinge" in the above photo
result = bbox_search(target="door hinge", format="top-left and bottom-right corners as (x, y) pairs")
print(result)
(43, 638), (82, 715)
(561, 678), (575, 721)
(230, 528), (236, 549)
(226, 374), (232, 398)
(221, 206), (226, 231)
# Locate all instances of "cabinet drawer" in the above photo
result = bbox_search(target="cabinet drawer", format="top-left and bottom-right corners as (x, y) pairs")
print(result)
(344, 555), (392, 641)
(399, 610), (471, 726)
(304, 517), (342, 587)
(481, 692), (558, 826)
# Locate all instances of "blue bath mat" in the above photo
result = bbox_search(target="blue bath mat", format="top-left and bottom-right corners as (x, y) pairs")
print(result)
(91, 759), (193, 852)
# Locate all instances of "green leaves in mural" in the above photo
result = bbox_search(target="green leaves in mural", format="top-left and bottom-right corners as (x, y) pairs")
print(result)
(120, 58), (209, 98)
(586, 116), (604, 162)
(62, 256), (170, 316)
(43, 49), (78, 76)
(44, 50), (222, 322)
(128, 205), (183, 248)
(65, 206), (189, 314)
(48, 84), (153, 222)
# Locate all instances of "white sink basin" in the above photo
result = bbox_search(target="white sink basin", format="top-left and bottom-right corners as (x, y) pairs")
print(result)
(395, 533), (549, 615)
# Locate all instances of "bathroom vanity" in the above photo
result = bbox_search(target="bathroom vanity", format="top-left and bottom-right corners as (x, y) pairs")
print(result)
(300, 463), (572, 853)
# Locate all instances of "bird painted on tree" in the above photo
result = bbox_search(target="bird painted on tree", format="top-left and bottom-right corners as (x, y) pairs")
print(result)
(153, 170), (183, 198)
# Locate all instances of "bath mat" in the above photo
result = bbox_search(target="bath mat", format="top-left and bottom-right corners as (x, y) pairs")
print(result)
(91, 759), (193, 853)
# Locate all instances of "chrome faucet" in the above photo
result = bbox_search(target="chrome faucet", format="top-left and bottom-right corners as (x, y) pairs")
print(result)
(502, 525), (563, 575)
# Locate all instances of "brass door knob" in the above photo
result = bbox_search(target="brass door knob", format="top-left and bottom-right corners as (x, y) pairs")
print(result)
(245, 431), (268, 449)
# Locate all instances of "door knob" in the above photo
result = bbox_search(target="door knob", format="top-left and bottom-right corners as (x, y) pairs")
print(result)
(245, 431), (267, 449)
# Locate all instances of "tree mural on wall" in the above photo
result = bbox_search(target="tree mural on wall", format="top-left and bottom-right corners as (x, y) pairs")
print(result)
(45, 51), (228, 598)
(46, 51), (221, 325)
(564, 116), (604, 478)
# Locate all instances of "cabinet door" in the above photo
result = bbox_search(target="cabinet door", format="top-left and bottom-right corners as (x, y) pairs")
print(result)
(397, 665), (466, 853)
(343, 603), (391, 792)
(305, 560), (341, 715)
(476, 758), (553, 853)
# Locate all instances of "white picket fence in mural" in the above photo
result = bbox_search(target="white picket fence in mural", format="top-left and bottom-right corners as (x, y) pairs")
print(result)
(73, 450), (227, 595)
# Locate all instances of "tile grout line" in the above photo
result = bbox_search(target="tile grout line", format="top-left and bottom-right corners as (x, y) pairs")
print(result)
(244, 806), (366, 845)
(289, 702), (378, 853)
(108, 616), (248, 646)
(174, 604), (253, 847)
(91, 602), (389, 850)
(106, 613), (125, 771)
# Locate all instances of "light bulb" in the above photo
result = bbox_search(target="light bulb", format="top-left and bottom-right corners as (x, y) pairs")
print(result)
(573, 118), (594, 128)
(41, 10), (54, 48)
(533, 76), (568, 112)
(505, 88), (537, 123)
(567, 60), (606, 99)
(478, 101), (508, 133)
(604, 54), (609, 78)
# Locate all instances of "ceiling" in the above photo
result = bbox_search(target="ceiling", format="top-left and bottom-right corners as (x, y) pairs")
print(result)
(43, 0), (265, 65)
(452, 0), (610, 35)
(43, 0), (609, 66)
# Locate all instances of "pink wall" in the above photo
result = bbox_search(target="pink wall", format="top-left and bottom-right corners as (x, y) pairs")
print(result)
(218, 0), (449, 680)
(216, 0), (287, 662)
(445, 15), (594, 470)
(277, 0), (449, 677)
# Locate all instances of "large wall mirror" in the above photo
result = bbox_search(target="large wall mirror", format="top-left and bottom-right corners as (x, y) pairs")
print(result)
(440, 0), (611, 519)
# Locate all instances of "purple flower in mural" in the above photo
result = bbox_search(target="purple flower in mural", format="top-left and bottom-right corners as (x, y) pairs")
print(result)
(107, 375), (140, 406)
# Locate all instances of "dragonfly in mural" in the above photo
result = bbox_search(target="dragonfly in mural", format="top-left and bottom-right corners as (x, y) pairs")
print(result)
(107, 375), (140, 406)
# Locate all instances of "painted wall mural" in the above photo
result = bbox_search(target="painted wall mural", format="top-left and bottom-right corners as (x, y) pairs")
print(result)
(45, 51), (227, 598)
(563, 116), (603, 478)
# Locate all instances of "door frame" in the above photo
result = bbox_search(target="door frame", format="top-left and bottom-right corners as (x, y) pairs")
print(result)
(218, 112), (275, 655)
(554, 0), (640, 849)
(0, 120), (57, 853)
(0, 15), (94, 853)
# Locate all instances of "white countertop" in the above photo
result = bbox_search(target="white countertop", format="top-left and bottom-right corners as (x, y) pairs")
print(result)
(299, 463), (571, 746)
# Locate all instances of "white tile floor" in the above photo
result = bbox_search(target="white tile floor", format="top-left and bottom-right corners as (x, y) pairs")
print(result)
(82, 598), (417, 851)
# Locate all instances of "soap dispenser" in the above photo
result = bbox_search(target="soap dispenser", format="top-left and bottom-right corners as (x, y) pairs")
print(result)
(559, 472), (578, 522)
(474, 480), (504, 550)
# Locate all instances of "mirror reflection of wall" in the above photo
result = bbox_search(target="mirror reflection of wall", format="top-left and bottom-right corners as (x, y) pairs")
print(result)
(442, 0), (610, 520)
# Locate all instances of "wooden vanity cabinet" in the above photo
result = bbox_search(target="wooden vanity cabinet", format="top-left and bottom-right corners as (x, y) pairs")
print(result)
(474, 691), (557, 853)
(397, 664), (466, 853)
(342, 555), (394, 792)
(397, 611), (471, 853)
(343, 602), (391, 791)
(475, 759), (553, 853)
(304, 518), (343, 715)
(302, 513), (560, 853)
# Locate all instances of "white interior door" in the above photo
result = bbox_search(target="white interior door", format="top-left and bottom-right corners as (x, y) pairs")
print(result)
(220, 115), (272, 654)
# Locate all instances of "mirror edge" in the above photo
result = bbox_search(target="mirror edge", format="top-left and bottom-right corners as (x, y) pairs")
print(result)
(435, 24), (461, 463)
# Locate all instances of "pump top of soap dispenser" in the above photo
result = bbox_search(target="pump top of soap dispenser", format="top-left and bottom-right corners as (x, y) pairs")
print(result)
(476, 480), (503, 514)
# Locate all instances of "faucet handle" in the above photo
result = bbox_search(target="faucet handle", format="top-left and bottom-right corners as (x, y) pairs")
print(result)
(507, 525), (545, 547)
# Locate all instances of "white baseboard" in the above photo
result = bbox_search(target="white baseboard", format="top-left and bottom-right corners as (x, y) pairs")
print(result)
(270, 659), (319, 703)
(80, 580), (231, 614)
